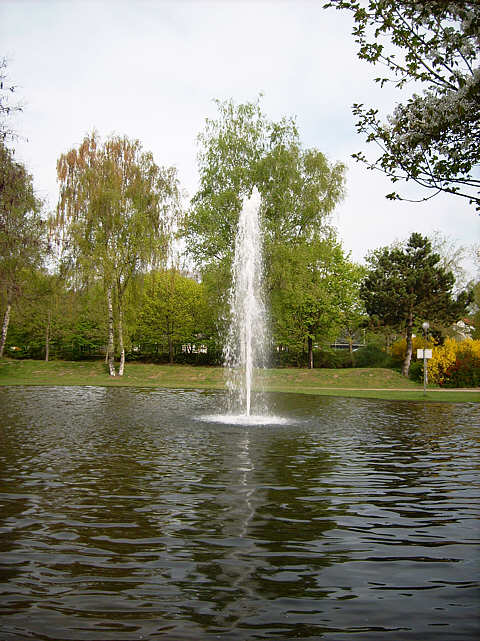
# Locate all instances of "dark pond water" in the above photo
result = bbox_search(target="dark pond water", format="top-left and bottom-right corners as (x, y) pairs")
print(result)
(0, 386), (479, 641)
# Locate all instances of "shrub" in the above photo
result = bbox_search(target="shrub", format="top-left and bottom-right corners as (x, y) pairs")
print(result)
(354, 344), (394, 368)
(408, 360), (424, 383)
(391, 335), (434, 366)
(428, 338), (480, 387)
(270, 350), (307, 368)
(443, 354), (480, 388)
(314, 348), (352, 368)
(427, 337), (457, 385)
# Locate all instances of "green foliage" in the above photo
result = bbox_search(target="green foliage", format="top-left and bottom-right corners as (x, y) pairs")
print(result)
(184, 97), (349, 360)
(271, 236), (359, 360)
(54, 131), (182, 374)
(408, 360), (424, 383)
(470, 280), (480, 339)
(353, 343), (394, 368)
(0, 143), (46, 355)
(0, 144), (45, 282)
(135, 269), (209, 362)
(56, 132), (181, 284)
(324, 1), (480, 207)
(361, 232), (472, 375)
(185, 97), (345, 269)
(6, 273), (107, 360)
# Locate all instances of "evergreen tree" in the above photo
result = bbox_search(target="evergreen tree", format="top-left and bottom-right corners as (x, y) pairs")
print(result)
(361, 233), (472, 376)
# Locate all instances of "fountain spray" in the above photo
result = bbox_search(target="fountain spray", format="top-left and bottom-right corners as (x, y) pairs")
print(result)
(224, 188), (268, 418)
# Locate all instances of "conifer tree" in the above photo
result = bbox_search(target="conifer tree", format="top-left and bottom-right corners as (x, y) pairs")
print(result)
(361, 233), (472, 376)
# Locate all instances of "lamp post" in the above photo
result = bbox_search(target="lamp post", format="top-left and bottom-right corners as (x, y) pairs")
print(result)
(422, 321), (429, 395)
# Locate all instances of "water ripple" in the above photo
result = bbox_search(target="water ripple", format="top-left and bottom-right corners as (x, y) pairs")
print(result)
(0, 386), (479, 640)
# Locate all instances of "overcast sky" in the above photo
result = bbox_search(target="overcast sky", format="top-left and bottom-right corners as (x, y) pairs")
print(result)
(1, 0), (478, 275)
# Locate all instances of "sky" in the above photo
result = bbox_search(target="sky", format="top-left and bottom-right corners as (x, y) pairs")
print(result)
(1, 0), (478, 277)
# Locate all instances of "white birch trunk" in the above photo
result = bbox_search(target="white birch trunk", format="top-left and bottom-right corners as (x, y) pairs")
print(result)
(45, 309), (51, 361)
(307, 335), (314, 369)
(0, 302), (12, 358)
(118, 305), (125, 376)
(107, 286), (116, 376)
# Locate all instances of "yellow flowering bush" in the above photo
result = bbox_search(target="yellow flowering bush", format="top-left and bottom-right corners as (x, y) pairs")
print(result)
(428, 338), (480, 387)
(427, 337), (457, 385)
(390, 336), (433, 363)
(458, 338), (480, 361)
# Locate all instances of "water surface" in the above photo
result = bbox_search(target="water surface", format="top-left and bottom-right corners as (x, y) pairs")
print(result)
(0, 386), (478, 640)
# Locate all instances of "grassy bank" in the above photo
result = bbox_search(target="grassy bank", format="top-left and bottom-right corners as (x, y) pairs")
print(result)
(0, 359), (478, 403)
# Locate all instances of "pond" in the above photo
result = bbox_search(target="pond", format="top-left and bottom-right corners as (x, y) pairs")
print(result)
(0, 386), (479, 640)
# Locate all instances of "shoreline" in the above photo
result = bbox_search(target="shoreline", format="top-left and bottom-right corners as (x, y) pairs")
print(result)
(1, 360), (478, 403)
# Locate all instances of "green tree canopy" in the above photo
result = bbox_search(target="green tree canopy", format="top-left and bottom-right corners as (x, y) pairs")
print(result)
(184, 98), (346, 349)
(136, 269), (208, 363)
(325, 0), (480, 208)
(185, 97), (345, 269)
(0, 143), (45, 356)
(271, 235), (361, 368)
(361, 232), (472, 376)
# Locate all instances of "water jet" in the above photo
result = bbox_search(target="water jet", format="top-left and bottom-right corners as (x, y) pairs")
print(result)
(221, 188), (275, 425)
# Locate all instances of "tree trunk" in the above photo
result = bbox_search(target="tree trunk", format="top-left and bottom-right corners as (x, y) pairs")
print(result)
(106, 285), (116, 376)
(45, 309), (51, 362)
(402, 312), (414, 377)
(0, 301), (12, 358)
(307, 335), (314, 369)
(118, 305), (125, 376)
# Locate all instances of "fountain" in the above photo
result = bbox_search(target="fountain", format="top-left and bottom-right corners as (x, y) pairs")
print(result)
(223, 188), (268, 419)
(203, 188), (286, 426)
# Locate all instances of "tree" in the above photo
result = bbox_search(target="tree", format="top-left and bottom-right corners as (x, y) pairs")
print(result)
(0, 58), (22, 143)
(184, 98), (346, 347)
(336, 261), (366, 364)
(55, 131), (181, 375)
(6, 269), (57, 360)
(470, 284), (480, 339)
(136, 269), (208, 363)
(430, 231), (470, 293)
(325, 1), (480, 208)
(185, 97), (345, 268)
(361, 232), (472, 376)
(271, 235), (359, 368)
(0, 143), (45, 357)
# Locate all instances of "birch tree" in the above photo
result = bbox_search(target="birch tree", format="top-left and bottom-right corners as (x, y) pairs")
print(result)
(55, 131), (181, 375)
(186, 97), (345, 268)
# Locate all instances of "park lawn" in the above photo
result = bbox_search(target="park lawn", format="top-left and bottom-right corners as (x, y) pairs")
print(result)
(0, 359), (225, 389)
(0, 359), (478, 403)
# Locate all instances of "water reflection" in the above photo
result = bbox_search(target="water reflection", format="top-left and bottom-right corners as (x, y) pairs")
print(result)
(0, 386), (478, 640)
